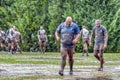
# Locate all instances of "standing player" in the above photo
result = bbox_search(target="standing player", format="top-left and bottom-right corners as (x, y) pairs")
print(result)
(90, 20), (108, 71)
(6, 26), (16, 54)
(80, 26), (91, 56)
(14, 30), (22, 54)
(37, 26), (48, 54)
(55, 16), (80, 76)
(0, 28), (6, 51)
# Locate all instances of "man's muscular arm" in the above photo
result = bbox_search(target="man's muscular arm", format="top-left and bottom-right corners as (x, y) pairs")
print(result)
(72, 34), (80, 44)
(55, 31), (60, 42)
(104, 32), (108, 49)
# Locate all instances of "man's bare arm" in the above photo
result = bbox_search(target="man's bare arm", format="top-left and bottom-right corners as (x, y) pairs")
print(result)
(72, 34), (80, 44)
(104, 33), (108, 48)
(55, 31), (60, 42)
(38, 35), (40, 42)
(45, 35), (48, 42)
(89, 31), (94, 46)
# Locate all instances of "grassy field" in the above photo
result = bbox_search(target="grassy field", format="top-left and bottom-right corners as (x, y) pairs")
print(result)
(0, 52), (119, 66)
(0, 52), (119, 80)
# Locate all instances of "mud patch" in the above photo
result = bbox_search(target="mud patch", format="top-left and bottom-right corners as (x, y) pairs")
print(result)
(73, 77), (112, 80)
(0, 64), (119, 80)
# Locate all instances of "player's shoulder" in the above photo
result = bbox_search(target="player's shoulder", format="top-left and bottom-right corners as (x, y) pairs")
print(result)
(100, 25), (107, 32)
(59, 22), (65, 27)
(92, 26), (96, 31)
(71, 22), (77, 27)
(93, 26), (96, 29)
(101, 25), (106, 29)
(1, 31), (4, 33)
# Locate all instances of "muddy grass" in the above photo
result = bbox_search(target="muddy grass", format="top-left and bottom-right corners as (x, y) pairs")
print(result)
(0, 52), (120, 80)
(0, 64), (119, 80)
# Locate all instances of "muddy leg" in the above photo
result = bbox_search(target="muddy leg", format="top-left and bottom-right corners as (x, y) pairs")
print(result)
(59, 47), (67, 76)
(68, 48), (74, 75)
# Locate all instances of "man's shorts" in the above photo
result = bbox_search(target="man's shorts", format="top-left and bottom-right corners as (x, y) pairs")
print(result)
(8, 38), (15, 44)
(94, 43), (104, 54)
(60, 46), (74, 57)
(0, 38), (4, 43)
(82, 38), (89, 44)
(40, 38), (46, 43)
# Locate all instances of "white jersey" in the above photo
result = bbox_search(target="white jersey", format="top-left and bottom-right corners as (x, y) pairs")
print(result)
(38, 29), (46, 39)
(0, 31), (5, 37)
(0, 31), (5, 40)
(39, 29), (45, 35)
(81, 28), (89, 39)
(6, 28), (15, 39)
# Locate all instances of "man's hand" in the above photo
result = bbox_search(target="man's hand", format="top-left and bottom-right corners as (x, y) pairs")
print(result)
(56, 36), (60, 42)
(103, 44), (107, 49)
(46, 40), (48, 43)
(89, 42), (92, 46)
(72, 39), (78, 45)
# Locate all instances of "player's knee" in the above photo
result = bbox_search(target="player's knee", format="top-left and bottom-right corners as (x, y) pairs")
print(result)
(62, 56), (67, 60)
(94, 50), (98, 55)
(69, 58), (73, 61)
(100, 54), (103, 58)
(94, 54), (98, 57)
(99, 49), (104, 54)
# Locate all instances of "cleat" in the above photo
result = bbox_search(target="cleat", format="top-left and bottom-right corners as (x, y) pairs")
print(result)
(59, 70), (63, 76)
(98, 67), (103, 71)
(69, 71), (73, 75)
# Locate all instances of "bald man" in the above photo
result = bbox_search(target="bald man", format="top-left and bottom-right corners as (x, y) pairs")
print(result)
(90, 20), (108, 71)
(55, 16), (80, 76)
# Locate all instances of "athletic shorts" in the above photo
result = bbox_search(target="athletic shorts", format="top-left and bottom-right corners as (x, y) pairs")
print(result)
(82, 38), (89, 44)
(8, 38), (15, 44)
(94, 43), (104, 54)
(0, 38), (4, 43)
(60, 47), (74, 57)
(40, 38), (46, 43)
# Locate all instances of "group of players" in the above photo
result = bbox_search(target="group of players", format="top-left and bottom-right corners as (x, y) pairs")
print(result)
(0, 26), (22, 54)
(55, 16), (108, 76)
(37, 16), (108, 76)
(0, 17), (108, 76)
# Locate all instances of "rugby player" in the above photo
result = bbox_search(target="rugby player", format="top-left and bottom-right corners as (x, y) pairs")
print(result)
(80, 26), (91, 56)
(37, 26), (48, 54)
(6, 26), (16, 54)
(90, 20), (108, 71)
(0, 28), (6, 51)
(55, 16), (80, 76)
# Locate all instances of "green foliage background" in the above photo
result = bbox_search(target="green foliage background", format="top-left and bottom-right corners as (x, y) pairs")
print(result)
(0, 0), (120, 52)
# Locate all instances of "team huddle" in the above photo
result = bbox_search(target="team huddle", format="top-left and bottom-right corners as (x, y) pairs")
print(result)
(0, 26), (22, 54)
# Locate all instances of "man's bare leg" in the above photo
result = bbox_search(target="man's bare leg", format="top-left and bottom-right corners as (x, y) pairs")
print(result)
(59, 47), (67, 76)
(68, 48), (74, 75)
(98, 45), (104, 71)
(82, 43), (89, 56)
(8, 43), (11, 53)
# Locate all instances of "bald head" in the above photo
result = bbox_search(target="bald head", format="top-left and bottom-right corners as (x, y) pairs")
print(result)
(65, 16), (72, 26)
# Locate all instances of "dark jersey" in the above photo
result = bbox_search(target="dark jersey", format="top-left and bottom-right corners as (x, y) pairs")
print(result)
(92, 25), (107, 44)
(56, 22), (80, 48)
